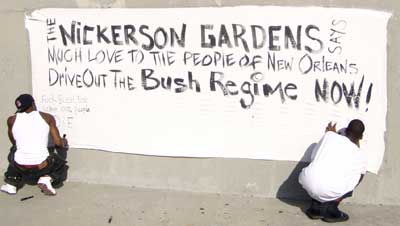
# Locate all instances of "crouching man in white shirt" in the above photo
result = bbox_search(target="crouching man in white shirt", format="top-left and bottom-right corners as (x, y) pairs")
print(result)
(299, 119), (367, 223)
(1, 94), (68, 196)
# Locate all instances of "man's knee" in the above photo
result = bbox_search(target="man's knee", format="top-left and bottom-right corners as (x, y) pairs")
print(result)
(4, 170), (23, 188)
(46, 155), (69, 188)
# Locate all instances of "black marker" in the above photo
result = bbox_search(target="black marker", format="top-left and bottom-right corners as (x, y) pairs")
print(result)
(20, 195), (34, 201)
(62, 134), (69, 150)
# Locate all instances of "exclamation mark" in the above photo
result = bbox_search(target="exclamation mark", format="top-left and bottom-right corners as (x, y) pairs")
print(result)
(365, 83), (373, 112)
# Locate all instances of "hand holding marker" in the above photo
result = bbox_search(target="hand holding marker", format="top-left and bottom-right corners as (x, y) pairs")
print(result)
(62, 134), (69, 149)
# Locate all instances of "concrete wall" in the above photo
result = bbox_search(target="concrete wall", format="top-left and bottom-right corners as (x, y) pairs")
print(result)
(1, 0), (399, 205)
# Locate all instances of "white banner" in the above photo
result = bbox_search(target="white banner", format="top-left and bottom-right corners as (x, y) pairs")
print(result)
(25, 7), (390, 173)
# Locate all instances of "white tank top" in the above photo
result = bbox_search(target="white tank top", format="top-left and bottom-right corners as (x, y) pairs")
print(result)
(13, 111), (50, 165)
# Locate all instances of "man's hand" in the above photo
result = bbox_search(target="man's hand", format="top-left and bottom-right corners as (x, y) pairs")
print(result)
(325, 122), (337, 133)
(62, 134), (69, 149)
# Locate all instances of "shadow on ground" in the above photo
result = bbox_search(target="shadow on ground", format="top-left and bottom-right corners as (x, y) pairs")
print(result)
(276, 143), (317, 214)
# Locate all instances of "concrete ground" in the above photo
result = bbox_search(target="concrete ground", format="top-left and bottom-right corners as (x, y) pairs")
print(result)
(0, 182), (399, 226)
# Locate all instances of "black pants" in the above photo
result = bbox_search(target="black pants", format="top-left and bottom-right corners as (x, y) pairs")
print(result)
(4, 146), (69, 189)
(309, 191), (353, 217)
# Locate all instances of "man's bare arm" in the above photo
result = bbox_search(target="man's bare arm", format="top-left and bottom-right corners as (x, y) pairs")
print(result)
(7, 116), (16, 145)
(40, 112), (64, 148)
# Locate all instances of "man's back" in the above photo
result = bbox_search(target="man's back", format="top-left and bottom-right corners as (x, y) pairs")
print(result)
(12, 111), (50, 165)
(299, 131), (366, 202)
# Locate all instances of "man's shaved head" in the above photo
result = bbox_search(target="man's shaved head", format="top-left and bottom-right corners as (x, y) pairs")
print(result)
(346, 119), (365, 140)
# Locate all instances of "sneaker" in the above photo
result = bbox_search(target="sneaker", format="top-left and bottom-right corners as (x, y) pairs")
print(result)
(305, 199), (323, 220)
(322, 210), (349, 223)
(1, 184), (17, 195)
(305, 208), (323, 220)
(37, 176), (56, 196)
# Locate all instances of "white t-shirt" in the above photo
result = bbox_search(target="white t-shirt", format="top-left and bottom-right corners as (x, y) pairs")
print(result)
(299, 131), (367, 202)
(13, 111), (50, 165)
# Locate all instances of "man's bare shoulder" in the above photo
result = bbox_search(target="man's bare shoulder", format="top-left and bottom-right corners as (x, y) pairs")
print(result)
(39, 111), (56, 123)
(7, 115), (16, 126)
(39, 111), (54, 117)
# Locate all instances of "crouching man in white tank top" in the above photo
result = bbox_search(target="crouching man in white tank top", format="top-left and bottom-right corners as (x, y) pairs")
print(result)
(298, 120), (367, 223)
(1, 94), (68, 196)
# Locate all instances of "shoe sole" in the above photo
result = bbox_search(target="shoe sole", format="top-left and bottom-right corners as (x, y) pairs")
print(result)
(305, 209), (323, 220)
(322, 210), (350, 223)
(38, 183), (56, 196)
(322, 217), (349, 223)
(0, 190), (16, 195)
(322, 215), (349, 223)
(306, 212), (323, 220)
